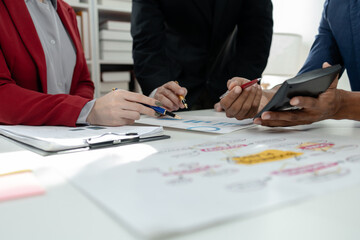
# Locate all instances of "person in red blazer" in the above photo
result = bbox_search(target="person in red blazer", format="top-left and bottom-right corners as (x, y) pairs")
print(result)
(0, 0), (158, 126)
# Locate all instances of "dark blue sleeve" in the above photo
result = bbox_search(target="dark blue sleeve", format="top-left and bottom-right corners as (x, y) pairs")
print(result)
(298, 0), (343, 75)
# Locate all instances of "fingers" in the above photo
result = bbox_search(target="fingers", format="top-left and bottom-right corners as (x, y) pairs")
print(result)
(87, 90), (161, 126)
(252, 63), (341, 127)
(322, 62), (339, 89)
(155, 88), (180, 111)
(329, 76), (339, 89)
(120, 90), (157, 106)
(117, 100), (157, 118)
(322, 62), (331, 68)
(254, 117), (299, 127)
(154, 81), (187, 111)
(113, 90), (160, 117)
(221, 84), (262, 119)
(165, 81), (187, 96)
(289, 96), (316, 109)
(214, 102), (223, 112)
(242, 84), (262, 118)
(220, 86), (242, 111)
(253, 111), (310, 127)
(231, 85), (258, 120)
(227, 77), (249, 89)
(261, 111), (303, 122)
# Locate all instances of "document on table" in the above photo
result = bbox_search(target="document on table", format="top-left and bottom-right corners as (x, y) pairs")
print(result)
(50, 130), (360, 239)
(137, 115), (253, 133)
(0, 125), (164, 152)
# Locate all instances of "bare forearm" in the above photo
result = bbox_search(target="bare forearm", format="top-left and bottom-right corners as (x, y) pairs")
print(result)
(334, 90), (360, 120)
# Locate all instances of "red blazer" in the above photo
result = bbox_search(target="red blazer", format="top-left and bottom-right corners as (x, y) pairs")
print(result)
(0, 0), (94, 126)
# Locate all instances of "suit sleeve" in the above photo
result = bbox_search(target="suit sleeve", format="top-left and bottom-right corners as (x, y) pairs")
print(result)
(131, 0), (177, 96)
(298, 1), (343, 75)
(0, 47), (90, 126)
(0, 4), (93, 127)
(229, 0), (273, 79)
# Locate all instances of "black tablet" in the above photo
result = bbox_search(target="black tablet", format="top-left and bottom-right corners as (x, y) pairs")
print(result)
(254, 64), (342, 118)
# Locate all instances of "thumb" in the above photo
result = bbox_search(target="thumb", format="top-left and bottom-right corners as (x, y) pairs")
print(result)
(322, 62), (331, 68)
(322, 62), (339, 89)
(214, 102), (223, 112)
(329, 75), (339, 89)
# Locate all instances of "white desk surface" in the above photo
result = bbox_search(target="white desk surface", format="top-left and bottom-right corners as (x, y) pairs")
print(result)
(1, 109), (360, 240)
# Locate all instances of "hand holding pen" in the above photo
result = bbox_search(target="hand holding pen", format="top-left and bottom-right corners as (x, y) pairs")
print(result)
(174, 81), (188, 109)
(218, 77), (263, 120)
(153, 81), (188, 111)
(112, 88), (181, 119)
(219, 78), (261, 99)
(86, 88), (180, 127)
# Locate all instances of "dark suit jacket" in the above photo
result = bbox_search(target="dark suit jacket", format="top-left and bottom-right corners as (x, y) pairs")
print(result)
(0, 0), (94, 126)
(299, 0), (360, 91)
(131, 0), (273, 107)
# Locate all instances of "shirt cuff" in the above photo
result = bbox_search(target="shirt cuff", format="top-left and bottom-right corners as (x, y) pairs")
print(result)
(76, 99), (96, 125)
(149, 88), (158, 98)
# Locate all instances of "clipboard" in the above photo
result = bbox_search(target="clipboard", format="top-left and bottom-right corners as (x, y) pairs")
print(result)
(86, 132), (140, 149)
(0, 125), (169, 154)
(255, 64), (342, 118)
(86, 132), (170, 149)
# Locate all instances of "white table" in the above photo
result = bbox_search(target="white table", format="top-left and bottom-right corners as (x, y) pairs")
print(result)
(1, 110), (360, 240)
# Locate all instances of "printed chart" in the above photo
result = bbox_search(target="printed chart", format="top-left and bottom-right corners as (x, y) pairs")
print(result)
(137, 115), (253, 133)
(51, 130), (360, 239)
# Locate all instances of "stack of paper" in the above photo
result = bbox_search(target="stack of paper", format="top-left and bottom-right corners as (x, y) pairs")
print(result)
(63, 0), (80, 4)
(98, 0), (132, 12)
(99, 20), (133, 94)
(100, 71), (131, 95)
(99, 20), (133, 63)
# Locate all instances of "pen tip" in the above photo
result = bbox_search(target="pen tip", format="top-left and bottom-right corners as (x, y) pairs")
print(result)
(174, 115), (182, 120)
(184, 103), (188, 109)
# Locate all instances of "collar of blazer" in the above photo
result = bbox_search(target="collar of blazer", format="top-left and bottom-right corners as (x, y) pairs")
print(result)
(2, 0), (82, 94)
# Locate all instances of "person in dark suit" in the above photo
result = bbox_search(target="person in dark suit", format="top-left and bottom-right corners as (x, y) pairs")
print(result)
(131, 0), (273, 111)
(224, 0), (360, 126)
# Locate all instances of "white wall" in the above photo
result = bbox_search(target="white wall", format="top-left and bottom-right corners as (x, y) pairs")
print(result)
(269, 0), (351, 90)
(272, 0), (324, 65)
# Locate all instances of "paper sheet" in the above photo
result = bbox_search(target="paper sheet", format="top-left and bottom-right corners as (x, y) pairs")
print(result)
(50, 130), (360, 239)
(137, 115), (253, 133)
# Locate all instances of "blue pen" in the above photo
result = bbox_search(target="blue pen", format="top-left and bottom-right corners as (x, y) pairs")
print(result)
(141, 103), (181, 119)
(112, 88), (181, 119)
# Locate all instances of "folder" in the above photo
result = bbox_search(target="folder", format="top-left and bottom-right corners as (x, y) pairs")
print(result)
(0, 125), (169, 153)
